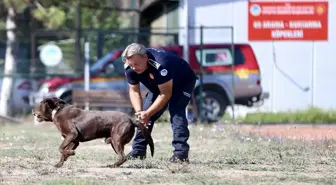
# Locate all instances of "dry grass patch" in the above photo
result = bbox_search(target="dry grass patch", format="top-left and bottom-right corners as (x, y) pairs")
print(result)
(0, 122), (336, 185)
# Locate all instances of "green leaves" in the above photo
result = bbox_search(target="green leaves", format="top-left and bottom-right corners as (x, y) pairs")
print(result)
(81, 8), (120, 29)
(1, 0), (121, 30)
(32, 5), (66, 29)
(0, 22), (5, 29)
(3, 0), (26, 11)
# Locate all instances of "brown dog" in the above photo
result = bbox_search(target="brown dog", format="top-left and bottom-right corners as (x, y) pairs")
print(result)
(32, 97), (154, 168)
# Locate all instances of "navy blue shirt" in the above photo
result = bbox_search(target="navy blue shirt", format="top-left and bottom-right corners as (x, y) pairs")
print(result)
(125, 48), (197, 95)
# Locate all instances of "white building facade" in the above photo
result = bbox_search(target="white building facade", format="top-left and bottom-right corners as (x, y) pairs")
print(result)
(179, 0), (334, 112)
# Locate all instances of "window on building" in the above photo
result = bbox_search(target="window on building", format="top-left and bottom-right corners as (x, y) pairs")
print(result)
(131, 0), (136, 9)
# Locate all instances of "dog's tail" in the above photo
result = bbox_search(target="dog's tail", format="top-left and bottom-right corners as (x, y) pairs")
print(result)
(130, 118), (154, 157)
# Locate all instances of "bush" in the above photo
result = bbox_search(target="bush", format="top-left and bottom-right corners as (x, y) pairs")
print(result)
(227, 107), (336, 124)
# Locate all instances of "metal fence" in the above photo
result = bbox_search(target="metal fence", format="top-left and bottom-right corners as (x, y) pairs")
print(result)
(0, 28), (178, 79)
(0, 28), (180, 114)
(182, 26), (235, 122)
(0, 26), (238, 123)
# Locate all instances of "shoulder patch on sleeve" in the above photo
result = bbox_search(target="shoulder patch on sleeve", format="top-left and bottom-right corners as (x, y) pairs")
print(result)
(160, 69), (168, 76)
(148, 59), (161, 69)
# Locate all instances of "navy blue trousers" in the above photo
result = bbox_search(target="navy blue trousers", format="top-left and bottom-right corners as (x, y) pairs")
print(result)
(131, 79), (196, 158)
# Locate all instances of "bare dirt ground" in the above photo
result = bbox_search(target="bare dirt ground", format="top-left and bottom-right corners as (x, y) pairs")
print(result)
(1, 122), (336, 185)
(238, 124), (336, 140)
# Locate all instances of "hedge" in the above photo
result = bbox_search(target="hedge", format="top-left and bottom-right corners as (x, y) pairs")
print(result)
(228, 107), (336, 124)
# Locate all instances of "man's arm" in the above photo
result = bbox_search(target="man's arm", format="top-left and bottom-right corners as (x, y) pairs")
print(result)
(125, 67), (142, 112)
(145, 79), (173, 117)
(129, 84), (143, 112)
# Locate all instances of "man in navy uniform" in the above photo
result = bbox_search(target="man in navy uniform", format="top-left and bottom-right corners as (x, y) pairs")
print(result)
(122, 43), (198, 163)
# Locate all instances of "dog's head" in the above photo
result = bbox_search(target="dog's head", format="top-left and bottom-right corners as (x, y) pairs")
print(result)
(32, 97), (67, 123)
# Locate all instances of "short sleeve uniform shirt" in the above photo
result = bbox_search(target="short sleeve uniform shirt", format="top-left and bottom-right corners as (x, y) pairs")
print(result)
(125, 48), (198, 95)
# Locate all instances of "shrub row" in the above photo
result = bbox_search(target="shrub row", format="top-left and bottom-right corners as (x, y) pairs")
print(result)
(230, 107), (336, 124)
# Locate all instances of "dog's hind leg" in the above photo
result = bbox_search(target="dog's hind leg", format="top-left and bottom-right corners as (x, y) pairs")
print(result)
(55, 141), (79, 168)
(107, 138), (126, 168)
(106, 137), (118, 154)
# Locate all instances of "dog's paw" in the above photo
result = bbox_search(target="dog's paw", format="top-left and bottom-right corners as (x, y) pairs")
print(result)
(106, 164), (118, 168)
(63, 150), (75, 156)
(69, 150), (76, 155)
(54, 163), (63, 168)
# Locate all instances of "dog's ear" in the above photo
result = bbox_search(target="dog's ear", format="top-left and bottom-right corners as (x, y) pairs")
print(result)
(51, 97), (67, 107)
(44, 98), (57, 110)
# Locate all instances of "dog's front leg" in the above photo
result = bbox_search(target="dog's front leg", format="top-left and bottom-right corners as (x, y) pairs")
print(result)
(55, 133), (78, 168)
(59, 133), (78, 155)
(54, 141), (79, 168)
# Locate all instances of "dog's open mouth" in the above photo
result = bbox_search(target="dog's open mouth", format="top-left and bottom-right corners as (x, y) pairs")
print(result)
(34, 115), (44, 123)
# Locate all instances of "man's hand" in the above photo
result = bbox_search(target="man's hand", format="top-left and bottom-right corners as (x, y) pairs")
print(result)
(135, 111), (151, 127)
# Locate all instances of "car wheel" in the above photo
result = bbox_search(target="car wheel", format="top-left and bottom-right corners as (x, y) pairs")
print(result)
(196, 91), (229, 123)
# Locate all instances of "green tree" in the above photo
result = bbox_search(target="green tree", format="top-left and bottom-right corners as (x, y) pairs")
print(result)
(31, 0), (122, 72)
(0, 0), (121, 116)
(0, 0), (25, 117)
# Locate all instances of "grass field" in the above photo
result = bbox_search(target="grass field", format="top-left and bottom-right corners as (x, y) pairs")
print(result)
(1, 121), (336, 185)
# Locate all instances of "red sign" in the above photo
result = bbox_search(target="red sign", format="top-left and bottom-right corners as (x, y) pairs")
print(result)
(248, 1), (328, 41)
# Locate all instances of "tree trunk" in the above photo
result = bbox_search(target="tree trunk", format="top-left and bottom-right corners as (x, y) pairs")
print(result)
(0, 4), (17, 116)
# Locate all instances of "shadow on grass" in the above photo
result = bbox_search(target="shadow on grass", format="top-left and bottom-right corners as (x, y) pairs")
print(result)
(98, 161), (164, 170)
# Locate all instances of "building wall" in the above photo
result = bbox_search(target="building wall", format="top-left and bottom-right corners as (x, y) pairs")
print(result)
(179, 0), (334, 112)
(111, 0), (140, 28)
(150, 3), (180, 46)
(150, 15), (166, 46)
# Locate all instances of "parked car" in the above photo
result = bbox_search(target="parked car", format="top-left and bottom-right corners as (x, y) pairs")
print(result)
(0, 78), (33, 114)
(29, 43), (269, 121)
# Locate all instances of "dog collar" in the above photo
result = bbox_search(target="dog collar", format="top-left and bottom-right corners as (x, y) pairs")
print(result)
(52, 106), (60, 121)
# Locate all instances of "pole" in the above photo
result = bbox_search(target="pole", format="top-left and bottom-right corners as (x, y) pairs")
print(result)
(183, 0), (189, 63)
(271, 41), (276, 112)
(84, 38), (90, 110)
(183, 0), (190, 119)
(30, 31), (37, 91)
(231, 2), (236, 121)
(198, 25), (204, 122)
(164, 2), (168, 34)
(311, 41), (316, 107)
(230, 26), (235, 120)
(75, 0), (82, 73)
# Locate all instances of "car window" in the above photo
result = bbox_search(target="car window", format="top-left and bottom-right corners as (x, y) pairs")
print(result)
(100, 55), (125, 77)
(234, 48), (245, 65)
(112, 56), (125, 76)
(195, 48), (245, 66)
(90, 51), (115, 73)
